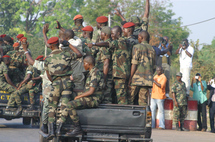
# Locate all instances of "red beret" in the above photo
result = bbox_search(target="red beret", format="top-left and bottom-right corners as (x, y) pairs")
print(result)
(47, 37), (59, 44)
(17, 34), (24, 39)
(96, 16), (108, 23)
(82, 26), (94, 32)
(0, 34), (6, 38)
(73, 14), (83, 20)
(2, 55), (10, 58)
(20, 37), (27, 41)
(43, 57), (47, 61)
(11, 37), (14, 40)
(13, 42), (20, 48)
(123, 22), (135, 28)
(36, 55), (44, 60)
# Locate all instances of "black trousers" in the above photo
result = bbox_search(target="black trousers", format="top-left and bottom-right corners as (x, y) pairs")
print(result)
(197, 101), (207, 129)
(209, 102), (215, 132)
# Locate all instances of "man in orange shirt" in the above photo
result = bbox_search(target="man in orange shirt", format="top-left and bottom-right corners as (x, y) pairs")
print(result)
(151, 66), (167, 129)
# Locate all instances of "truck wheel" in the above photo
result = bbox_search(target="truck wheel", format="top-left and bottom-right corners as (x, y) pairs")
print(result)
(23, 117), (31, 125)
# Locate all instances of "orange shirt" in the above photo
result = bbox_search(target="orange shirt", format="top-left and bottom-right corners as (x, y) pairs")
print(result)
(151, 74), (167, 99)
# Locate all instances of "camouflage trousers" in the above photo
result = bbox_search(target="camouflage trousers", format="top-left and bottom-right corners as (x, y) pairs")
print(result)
(0, 82), (16, 93)
(7, 81), (38, 107)
(48, 77), (75, 123)
(41, 83), (51, 125)
(66, 96), (101, 124)
(8, 68), (25, 85)
(113, 78), (128, 105)
(129, 86), (149, 106)
(173, 105), (187, 123)
(101, 77), (113, 104)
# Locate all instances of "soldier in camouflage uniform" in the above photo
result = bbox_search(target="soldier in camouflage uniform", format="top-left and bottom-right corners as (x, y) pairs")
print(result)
(64, 55), (104, 137)
(80, 26), (94, 56)
(88, 26), (130, 104)
(128, 31), (155, 106)
(44, 37), (82, 139)
(0, 55), (17, 93)
(172, 72), (188, 131)
(6, 42), (25, 85)
(72, 15), (84, 38)
(0, 36), (14, 55)
(115, 0), (150, 38)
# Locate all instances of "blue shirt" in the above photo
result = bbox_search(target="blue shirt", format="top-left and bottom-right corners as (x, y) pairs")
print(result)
(190, 81), (207, 104)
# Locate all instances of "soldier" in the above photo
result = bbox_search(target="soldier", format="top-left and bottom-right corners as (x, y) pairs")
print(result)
(16, 34), (24, 42)
(6, 58), (41, 113)
(0, 36), (14, 55)
(72, 14), (84, 38)
(87, 26), (113, 104)
(115, 0), (150, 38)
(6, 42), (25, 85)
(80, 26), (94, 56)
(44, 37), (82, 139)
(63, 55), (104, 136)
(172, 72), (188, 131)
(87, 26), (130, 104)
(128, 31), (155, 106)
(0, 55), (17, 93)
(94, 16), (108, 42)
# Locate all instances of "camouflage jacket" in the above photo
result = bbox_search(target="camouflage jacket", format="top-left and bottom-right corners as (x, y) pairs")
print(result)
(143, 41), (156, 72)
(171, 80), (187, 105)
(6, 50), (25, 68)
(1, 45), (13, 55)
(25, 65), (41, 79)
(133, 17), (149, 39)
(124, 35), (139, 56)
(72, 25), (84, 38)
(80, 37), (92, 56)
(44, 49), (77, 80)
(93, 29), (101, 43)
(109, 37), (130, 79)
(131, 41), (155, 87)
(0, 62), (8, 82)
(85, 67), (104, 98)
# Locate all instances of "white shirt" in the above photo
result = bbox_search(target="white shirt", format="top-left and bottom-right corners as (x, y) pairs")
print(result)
(179, 45), (194, 68)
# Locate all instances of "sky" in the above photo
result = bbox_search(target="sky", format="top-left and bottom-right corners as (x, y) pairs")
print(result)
(171, 0), (215, 45)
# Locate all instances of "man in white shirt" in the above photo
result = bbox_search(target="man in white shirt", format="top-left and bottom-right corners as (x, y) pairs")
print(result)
(175, 39), (194, 95)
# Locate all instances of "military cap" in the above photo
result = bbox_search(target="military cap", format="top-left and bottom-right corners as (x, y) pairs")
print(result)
(2, 55), (10, 58)
(96, 16), (108, 23)
(123, 22), (135, 28)
(176, 72), (182, 77)
(0, 34), (6, 38)
(47, 37), (59, 44)
(17, 34), (24, 39)
(36, 55), (44, 60)
(82, 26), (94, 32)
(128, 16), (140, 24)
(13, 42), (20, 48)
(101, 26), (111, 35)
(20, 37), (27, 41)
(73, 14), (83, 20)
(11, 37), (14, 41)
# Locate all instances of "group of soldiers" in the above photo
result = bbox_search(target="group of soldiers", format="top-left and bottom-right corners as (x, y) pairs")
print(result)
(0, 0), (183, 139)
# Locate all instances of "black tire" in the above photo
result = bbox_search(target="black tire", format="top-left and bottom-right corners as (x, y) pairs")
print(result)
(23, 117), (31, 125)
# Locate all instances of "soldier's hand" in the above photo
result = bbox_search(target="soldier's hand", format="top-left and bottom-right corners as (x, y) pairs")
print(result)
(70, 75), (73, 81)
(179, 44), (182, 48)
(174, 101), (178, 107)
(56, 21), (61, 29)
(43, 24), (49, 34)
(62, 40), (69, 47)
(74, 96), (82, 100)
(21, 40), (29, 51)
(85, 43), (93, 48)
(114, 8), (122, 16)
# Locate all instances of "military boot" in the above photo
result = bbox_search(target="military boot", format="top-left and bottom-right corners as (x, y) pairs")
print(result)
(56, 122), (63, 136)
(176, 123), (180, 131)
(180, 123), (189, 131)
(65, 123), (82, 137)
(41, 123), (48, 134)
(15, 105), (22, 116)
(47, 122), (55, 140)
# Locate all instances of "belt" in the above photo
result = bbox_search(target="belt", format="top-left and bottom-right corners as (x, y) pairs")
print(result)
(9, 66), (17, 69)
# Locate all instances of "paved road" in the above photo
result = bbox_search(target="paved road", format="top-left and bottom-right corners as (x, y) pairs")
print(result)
(0, 118), (215, 142)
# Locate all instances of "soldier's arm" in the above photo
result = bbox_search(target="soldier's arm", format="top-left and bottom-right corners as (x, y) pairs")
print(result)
(0, 47), (3, 57)
(175, 44), (182, 54)
(128, 64), (137, 86)
(56, 21), (66, 32)
(42, 24), (51, 48)
(4, 73), (17, 89)
(114, 9), (126, 21)
(172, 92), (178, 107)
(21, 40), (35, 65)
(143, 0), (150, 18)
(86, 42), (109, 48)
(32, 76), (42, 81)
(74, 87), (95, 100)
(68, 43), (82, 58)
(46, 70), (53, 82)
(103, 58), (109, 83)
(18, 74), (32, 89)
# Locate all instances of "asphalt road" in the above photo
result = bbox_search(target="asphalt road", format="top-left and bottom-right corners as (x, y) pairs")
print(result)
(0, 118), (214, 142)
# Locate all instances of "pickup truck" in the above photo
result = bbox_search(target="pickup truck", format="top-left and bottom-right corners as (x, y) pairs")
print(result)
(39, 104), (152, 142)
(0, 90), (42, 127)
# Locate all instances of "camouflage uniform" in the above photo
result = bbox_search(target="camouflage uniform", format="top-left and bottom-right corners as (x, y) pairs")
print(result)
(109, 37), (131, 104)
(124, 35), (139, 58)
(44, 49), (77, 123)
(128, 17), (149, 39)
(72, 25), (84, 38)
(172, 80), (187, 123)
(129, 41), (155, 106)
(7, 65), (41, 107)
(80, 37), (92, 56)
(66, 67), (104, 124)
(93, 29), (101, 43)
(1, 45), (13, 55)
(94, 38), (113, 104)
(6, 50), (25, 85)
(0, 62), (16, 93)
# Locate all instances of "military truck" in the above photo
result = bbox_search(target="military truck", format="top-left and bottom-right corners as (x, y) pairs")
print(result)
(0, 90), (42, 127)
(39, 104), (152, 142)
